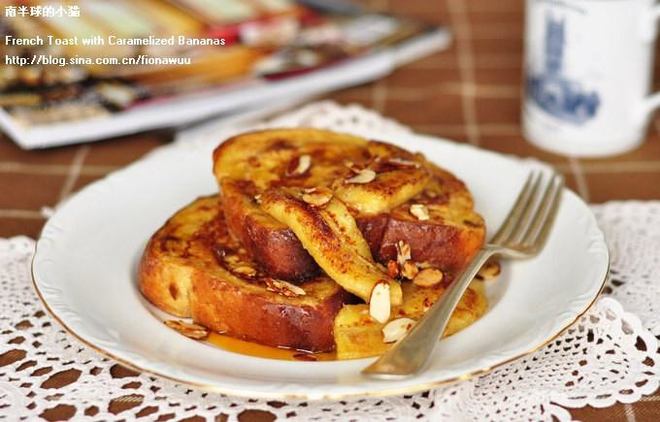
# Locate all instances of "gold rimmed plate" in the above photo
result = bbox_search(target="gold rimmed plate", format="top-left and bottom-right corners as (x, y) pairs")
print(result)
(32, 130), (608, 400)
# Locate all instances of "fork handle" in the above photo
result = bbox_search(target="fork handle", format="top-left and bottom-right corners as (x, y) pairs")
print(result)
(362, 247), (495, 378)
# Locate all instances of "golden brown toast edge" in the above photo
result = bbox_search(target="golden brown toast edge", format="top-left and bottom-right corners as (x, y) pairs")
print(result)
(138, 195), (350, 352)
(221, 179), (319, 281)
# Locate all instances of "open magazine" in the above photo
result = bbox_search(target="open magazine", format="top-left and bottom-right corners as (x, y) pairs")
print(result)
(0, 0), (450, 149)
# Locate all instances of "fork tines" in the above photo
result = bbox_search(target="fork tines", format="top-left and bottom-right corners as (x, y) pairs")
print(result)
(492, 171), (564, 253)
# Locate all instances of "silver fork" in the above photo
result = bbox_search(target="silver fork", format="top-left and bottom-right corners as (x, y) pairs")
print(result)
(362, 170), (565, 379)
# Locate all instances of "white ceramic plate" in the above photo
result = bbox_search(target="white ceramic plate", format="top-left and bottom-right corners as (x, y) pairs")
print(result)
(32, 131), (609, 400)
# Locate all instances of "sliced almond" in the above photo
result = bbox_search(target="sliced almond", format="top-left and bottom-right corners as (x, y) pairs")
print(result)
(425, 190), (438, 199)
(233, 265), (257, 277)
(417, 261), (433, 269)
(477, 260), (501, 280)
(164, 320), (209, 340)
(265, 278), (306, 297)
(346, 168), (376, 184)
(369, 281), (391, 323)
(254, 194), (262, 204)
(413, 268), (444, 287)
(224, 254), (241, 265)
(400, 260), (419, 280)
(388, 157), (421, 168)
(293, 352), (318, 361)
(382, 317), (416, 343)
(301, 188), (332, 207)
(395, 240), (411, 267)
(286, 154), (311, 176)
(409, 204), (430, 221)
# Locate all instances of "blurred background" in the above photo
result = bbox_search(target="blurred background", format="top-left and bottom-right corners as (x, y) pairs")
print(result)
(1, 0), (659, 232)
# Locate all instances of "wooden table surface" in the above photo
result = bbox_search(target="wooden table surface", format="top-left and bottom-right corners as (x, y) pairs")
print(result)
(1, 0), (659, 420)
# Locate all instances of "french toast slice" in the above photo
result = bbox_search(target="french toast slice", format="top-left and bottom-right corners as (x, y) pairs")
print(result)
(139, 195), (349, 352)
(213, 128), (370, 191)
(213, 128), (429, 211)
(213, 128), (485, 282)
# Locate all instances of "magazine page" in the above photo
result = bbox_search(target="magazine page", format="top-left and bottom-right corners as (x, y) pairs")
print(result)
(0, 0), (449, 148)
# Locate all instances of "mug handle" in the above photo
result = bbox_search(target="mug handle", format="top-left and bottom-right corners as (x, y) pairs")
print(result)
(635, 4), (660, 128)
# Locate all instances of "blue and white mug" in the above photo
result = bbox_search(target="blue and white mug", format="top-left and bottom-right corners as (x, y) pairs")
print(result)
(523, 0), (660, 157)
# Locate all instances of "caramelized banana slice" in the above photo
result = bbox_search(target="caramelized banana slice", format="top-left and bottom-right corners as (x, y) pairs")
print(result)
(334, 165), (430, 215)
(334, 141), (431, 214)
(318, 190), (373, 260)
(260, 188), (403, 305)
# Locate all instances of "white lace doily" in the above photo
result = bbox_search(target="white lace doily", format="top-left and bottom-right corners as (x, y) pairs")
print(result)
(1, 102), (659, 421)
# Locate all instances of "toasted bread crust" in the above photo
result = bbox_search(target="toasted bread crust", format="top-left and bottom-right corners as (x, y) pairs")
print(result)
(359, 164), (485, 277)
(191, 275), (345, 351)
(221, 179), (319, 280)
(139, 195), (349, 352)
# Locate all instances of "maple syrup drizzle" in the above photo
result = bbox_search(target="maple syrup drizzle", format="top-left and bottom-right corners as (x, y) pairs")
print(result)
(206, 333), (336, 361)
